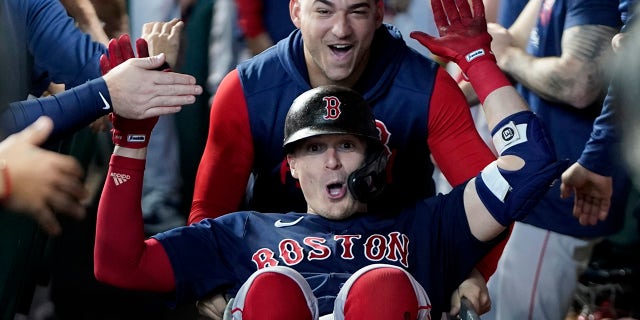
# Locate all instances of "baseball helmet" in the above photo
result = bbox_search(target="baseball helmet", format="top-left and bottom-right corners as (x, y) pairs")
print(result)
(283, 85), (387, 202)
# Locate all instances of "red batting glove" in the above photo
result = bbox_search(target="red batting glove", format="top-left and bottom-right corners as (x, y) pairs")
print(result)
(100, 34), (160, 148)
(410, 0), (494, 77)
(100, 34), (135, 75)
(410, 0), (510, 104)
(99, 34), (170, 73)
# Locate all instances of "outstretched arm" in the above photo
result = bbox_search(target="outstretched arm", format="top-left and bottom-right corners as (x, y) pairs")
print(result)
(94, 37), (188, 292)
(1, 18), (199, 140)
(95, 148), (176, 291)
(559, 28), (630, 225)
(412, 0), (566, 240)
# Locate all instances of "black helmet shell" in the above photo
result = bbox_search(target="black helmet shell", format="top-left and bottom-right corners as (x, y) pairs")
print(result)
(283, 85), (380, 151)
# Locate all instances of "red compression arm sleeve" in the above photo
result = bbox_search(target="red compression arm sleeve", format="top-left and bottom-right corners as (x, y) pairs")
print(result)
(95, 155), (176, 291)
(428, 68), (496, 185)
(188, 70), (254, 224)
(428, 67), (507, 279)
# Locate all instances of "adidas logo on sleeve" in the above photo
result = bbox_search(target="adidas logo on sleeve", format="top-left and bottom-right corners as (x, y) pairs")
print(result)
(110, 172), (130, 186)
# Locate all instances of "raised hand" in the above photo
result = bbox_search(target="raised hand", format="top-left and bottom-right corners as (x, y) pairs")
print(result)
(141, 18), (183, 68)
(410, 0), (494, 78)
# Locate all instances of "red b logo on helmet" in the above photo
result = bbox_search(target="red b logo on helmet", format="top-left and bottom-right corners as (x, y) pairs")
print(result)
(323, 96), (341, 120)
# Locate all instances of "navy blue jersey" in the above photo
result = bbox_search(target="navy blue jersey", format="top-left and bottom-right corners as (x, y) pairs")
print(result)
(497, 0), (529, 28)
(154, 184), (501, 316)
(518, 0), (630, 237)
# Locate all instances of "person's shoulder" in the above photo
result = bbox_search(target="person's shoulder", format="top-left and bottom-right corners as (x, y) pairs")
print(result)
(238, 46), (279, 69)
(237, 46), (289, 81)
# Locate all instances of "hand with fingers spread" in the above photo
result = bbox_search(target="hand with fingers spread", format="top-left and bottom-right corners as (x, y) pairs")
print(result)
(560, 162), (612, 226)
(410, 0), (494, 78)
(410, 0), (511, 105)
(141, 18), (183, 69)
(0, 117), (88, 236)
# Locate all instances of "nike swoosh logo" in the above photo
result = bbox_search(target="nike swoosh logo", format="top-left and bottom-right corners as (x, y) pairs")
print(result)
(274, 216), (304, 228)
(99, 91), (111, 110)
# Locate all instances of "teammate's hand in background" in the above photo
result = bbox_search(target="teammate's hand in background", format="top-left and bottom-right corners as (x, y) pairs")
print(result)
(449, 268), (491, 316)
(196, 293), (231, 320)
(560, 162), (612, 226)
(0, 117), (87, 235)
(141, 18), (183, 69)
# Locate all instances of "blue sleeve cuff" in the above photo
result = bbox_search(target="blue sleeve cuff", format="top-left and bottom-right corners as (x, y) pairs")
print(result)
(577, 141), (614, 177)
(577, 89), (619, 177)
(1, 78), (112, 141)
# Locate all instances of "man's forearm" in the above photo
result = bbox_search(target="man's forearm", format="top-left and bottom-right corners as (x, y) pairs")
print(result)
(0, 78), (111, 141)
(507, 0), (543, 49)
(500, 25), (616, 108)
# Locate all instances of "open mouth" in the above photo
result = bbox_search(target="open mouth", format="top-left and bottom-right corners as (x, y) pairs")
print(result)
(327, 182), (347, 199)
(329, 44), (353, 56)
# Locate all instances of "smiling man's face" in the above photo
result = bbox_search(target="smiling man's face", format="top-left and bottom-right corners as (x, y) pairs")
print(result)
(290, 0), (384, 88)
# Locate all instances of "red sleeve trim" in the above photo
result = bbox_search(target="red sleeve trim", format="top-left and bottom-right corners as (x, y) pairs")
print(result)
(189, 70), (254, 224)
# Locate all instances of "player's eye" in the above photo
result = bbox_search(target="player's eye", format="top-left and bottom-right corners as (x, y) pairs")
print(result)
(305, 142), (325, 153)
(341, 142), (354, 149)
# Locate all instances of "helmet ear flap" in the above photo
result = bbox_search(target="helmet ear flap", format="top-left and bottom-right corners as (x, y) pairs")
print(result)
(348, 146), (387, 202)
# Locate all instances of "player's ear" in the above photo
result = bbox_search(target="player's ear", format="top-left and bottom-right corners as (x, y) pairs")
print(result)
(287, 154), (299, 179)
(290, 0), (302, 29)
(374, 0), (384, 27)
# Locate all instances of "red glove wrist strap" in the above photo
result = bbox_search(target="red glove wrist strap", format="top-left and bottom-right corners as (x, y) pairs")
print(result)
(110, 114), (158, 149)
(466, 60), (513, 105)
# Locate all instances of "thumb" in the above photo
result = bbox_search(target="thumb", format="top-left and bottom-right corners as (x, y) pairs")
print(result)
(449, 302), (461, 316)
(99, 54), (112, 75)
(131, 53), (167, 70)
(18, 116), (53, 146)
(409, 31), (436, 44)
(409, 31), (448, 57)
(559, 180), (572, 199)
